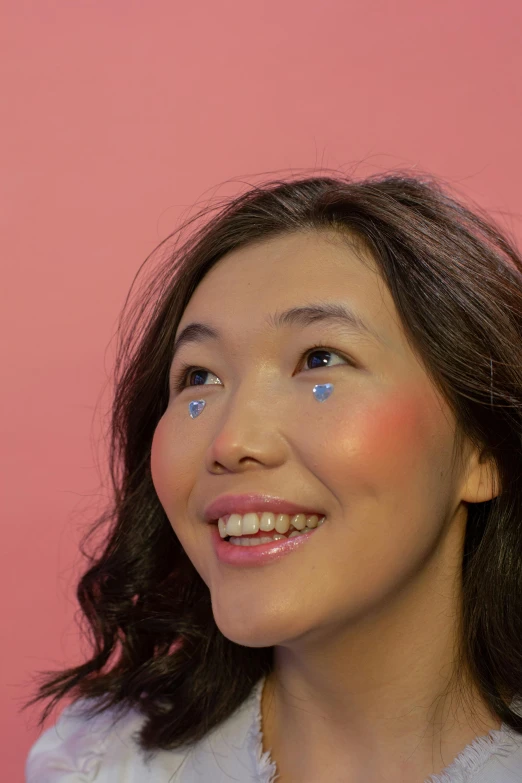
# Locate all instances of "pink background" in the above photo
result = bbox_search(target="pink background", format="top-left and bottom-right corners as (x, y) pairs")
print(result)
(3, 1), (522, 779)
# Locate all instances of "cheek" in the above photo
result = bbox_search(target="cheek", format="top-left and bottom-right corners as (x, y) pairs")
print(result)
(150, 413), (196, 510)
(150, 414), (212, 582)
(358, 395), (428, 464)
(313, 388), (441, 490)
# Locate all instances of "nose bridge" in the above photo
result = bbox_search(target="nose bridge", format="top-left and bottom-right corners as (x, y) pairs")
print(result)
(205, 368), (289, 470)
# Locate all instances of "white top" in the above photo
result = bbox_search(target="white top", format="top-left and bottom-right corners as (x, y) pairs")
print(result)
(26, 677), (522, 782)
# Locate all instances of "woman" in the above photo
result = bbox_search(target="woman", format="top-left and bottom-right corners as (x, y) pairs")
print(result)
(25, 173), (522, 782)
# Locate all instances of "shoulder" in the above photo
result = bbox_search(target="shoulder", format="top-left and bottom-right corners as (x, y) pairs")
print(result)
(24, 698), (189, 783)
(25, 678), (271, 783)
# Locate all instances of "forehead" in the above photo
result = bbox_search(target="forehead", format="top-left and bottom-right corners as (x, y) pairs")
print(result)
(177, 231), (404, 351)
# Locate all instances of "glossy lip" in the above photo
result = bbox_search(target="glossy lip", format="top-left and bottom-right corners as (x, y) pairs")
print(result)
(210, 524), (322, 567)
(204, 493), (325, 523)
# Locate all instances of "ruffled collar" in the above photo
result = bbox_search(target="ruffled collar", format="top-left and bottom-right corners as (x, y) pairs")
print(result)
(244, 677), (279, 782)
(424, 701), (522, 783)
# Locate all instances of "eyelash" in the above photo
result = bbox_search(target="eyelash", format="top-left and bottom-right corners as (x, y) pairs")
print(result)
(170, 344), (355, 392)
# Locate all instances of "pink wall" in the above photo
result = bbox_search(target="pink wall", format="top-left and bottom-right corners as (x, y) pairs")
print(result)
(3, 1), (522, 778)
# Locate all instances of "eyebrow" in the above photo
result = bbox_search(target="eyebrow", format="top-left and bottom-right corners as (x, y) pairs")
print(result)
(170, 302), (384, 364)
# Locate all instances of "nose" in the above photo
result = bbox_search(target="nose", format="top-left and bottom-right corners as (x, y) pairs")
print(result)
(203, 378), (288, 474)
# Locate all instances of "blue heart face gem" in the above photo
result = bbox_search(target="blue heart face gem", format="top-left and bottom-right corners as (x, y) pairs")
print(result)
(312, 383), (334, 402)
(189, 400), (206, 418)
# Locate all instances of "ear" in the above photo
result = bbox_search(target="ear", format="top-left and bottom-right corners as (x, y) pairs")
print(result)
(460, 445), (501, 504)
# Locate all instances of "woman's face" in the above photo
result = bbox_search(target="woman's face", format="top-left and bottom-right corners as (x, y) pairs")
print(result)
(151, 230), (486, 648)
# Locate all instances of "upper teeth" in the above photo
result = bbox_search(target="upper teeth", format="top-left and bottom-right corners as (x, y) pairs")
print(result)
(217, 512), (326, 538)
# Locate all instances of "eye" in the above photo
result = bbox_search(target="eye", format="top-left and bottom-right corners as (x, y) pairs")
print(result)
(300, 345), (353, 372)
(171, 365), (221, 391)
(170, 345), (354, 392)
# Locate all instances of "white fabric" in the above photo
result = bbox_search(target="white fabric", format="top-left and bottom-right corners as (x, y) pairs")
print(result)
(26, 677), (522, 782)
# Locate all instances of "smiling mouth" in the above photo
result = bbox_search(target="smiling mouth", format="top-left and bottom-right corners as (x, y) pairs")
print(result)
(215, 511), (327, 543)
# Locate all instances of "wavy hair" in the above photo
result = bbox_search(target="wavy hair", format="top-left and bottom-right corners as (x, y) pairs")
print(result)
(26, 171), (522, 749)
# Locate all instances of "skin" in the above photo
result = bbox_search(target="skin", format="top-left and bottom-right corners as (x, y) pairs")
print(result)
(150, 230), (502, 783)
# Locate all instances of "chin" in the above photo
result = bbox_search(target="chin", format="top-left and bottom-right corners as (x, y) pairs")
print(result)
(211, 600), (306, 648)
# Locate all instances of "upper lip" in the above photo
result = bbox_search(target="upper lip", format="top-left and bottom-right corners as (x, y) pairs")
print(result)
(204, 493), (325, 523)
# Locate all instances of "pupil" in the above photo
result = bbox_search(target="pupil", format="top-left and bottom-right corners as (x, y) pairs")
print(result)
(309, 350), (330, 369)
(193, 370), (207, 385)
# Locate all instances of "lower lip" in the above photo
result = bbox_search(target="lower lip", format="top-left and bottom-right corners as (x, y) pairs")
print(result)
(210, 524), (323, 567)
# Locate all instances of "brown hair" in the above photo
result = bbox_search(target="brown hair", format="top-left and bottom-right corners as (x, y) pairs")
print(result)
(26, 171), (522, 749)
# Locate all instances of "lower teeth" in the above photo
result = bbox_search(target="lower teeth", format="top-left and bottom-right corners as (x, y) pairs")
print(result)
(228, 531), (307, 546)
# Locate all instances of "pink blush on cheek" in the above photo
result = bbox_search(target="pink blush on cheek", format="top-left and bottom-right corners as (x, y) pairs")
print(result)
(151, 414), (204, 519)
(150, 417), (189, 501)
(348, 390), (440, 477)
